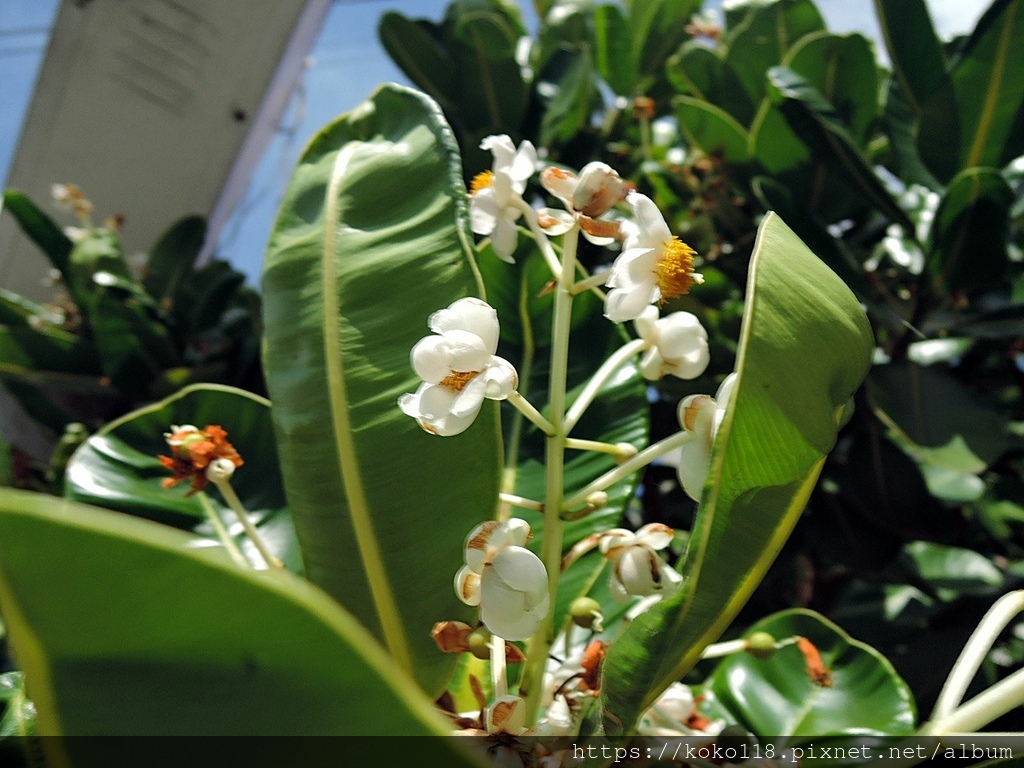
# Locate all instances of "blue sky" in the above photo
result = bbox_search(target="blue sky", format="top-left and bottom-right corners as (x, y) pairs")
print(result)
(0, 0), (990, 287)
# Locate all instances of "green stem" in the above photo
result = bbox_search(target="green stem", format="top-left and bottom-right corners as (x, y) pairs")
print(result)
(564, 437), (637, 460)
(563, 430), (694, 511)
(210, 477), (284, 570)
(197, 492), (250, 569)
(498, 492), (544, 512)
(521, 224), (580, 722)
(925, 666), (1024, 734)
(513, 198), (562, 278)
(500, 268), (536, 522)
(506, 391), (555, 436)
(564, 338), (648, 433)
(931, 590), (1024, 722)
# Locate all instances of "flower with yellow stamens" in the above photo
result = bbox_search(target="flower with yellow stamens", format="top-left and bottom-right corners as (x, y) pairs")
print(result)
(604, 192), (704, 322)
(399, 298), (518, 436)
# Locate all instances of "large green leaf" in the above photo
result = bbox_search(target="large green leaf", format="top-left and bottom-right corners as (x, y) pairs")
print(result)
(675, 96), (751, 164)
(600, 213), (874, 733)
(873, 0), (948, 116)
(63, 383), (300, 572)
(261, 84), (501, 696)
(785, 32), (878, 147)
(918, 0), (1024, 182)
(142, 215), (207, 308)
(594, 3), (635, 96)
(0, 489), (482, 760)
(709, 609), (916, 738)
(666, 42), (756, 127)
(626, 0), (702, 87)
(723, 0), (825, 105)
(1, 190), (73, 283)
(766, 66), (914, 231)
(923, 167), (1013, 294)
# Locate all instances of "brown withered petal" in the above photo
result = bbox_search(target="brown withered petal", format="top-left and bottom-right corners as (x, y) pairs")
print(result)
(504, 644), (527, 664)
(578, 215), (621, 240)
(431, 621), (473, 653)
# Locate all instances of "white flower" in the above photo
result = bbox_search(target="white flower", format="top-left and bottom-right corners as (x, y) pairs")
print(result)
(676, 373), (737, 501)
(634, 306), (710, 381)
(599, 523), (682, 602)
(454, 519), (549, 641)
(605, 192), (703, 322)
(469, 135), (537, 263)
(399, 298), (518, 437)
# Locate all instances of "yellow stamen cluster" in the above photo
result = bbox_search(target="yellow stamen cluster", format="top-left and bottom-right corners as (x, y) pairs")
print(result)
(440, 369), (479, 392)
(654, 238), (700, 302)
(470, 170), (494, 195)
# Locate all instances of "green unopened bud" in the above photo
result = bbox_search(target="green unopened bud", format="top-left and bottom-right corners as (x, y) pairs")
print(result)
(746, 631), (776, 660)
(468, 627), (492, 660)
(570, 596), (603, 630)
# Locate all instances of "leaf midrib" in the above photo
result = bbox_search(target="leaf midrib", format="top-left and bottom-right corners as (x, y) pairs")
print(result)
(322, 142), (412, 673)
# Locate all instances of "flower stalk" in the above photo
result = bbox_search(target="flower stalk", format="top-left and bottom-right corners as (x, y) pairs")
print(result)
(208, 475), (284, 570)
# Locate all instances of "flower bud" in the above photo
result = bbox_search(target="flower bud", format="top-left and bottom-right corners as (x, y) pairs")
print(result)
(468, 626), (492, 660)
(572, 162), (629, 217)
(746, 631), (776, 660)
(569, 596), (603, 630)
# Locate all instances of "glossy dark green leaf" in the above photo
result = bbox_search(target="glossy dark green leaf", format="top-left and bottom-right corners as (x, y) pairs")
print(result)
(600, 214), (874, 734)
(594, 3), (635, 95)
(1, 190), (73, 281)
(675, 96), (751, 164)
(785, 32), (878, 147)
(627, 0), (702, 85)
(879, 78), (942, 190)
(142, 215), (206, 307)
(0, 488), (484, 757)
(709, 609), (916, 737)
(924, 167), (1013, 294)
(723, 0), (825, 105)
(901, 541), (1004, 596)
(64, 384), (299, 572)
(918, 0), (1024, 182)
(262, 84), (500, 696)
(539, 49), (598, 147)
(666, 42), (756, 127)
(378, 13), (457, 112)
(0, 289), (49, 327)
(873, 0), (948, 115)
(766, 66), (914, 231)
(0, 325), (102, 387)
(868, 361), (1007, 464)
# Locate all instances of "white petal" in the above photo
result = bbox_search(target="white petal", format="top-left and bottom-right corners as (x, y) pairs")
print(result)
(480, 575), (540, 641)
(633, 305), (660, 344)
(470, 189), (498, 235)
(615, 546), (660, 596)
(482, 356), (518, 399)
(715, 372), (739, 406)
(481, 134), (516, 170)
(491, 216), (519, 263)
(605, 285), (657, 323)
(490, 546), (547, 601)
(635, 523), (674, 550)
(664, 341), (710, 380)
(509, 141), (537, 185)
(487, 695), (527, 735)
(465, 520), (502, 573)
(430, 298), (499, 354)
(639, 347), (665, 381)
(501, 518), (532, 548)
(656, 312), (707, 352)
(427, 410), (478, 437)
(677, 439), (712, 502)
(455, 565), (481, 606)
(580, 228), (617, 246)
(605, 247), (655, 288)
(599, 528), (636, 555)
(441, 329), (491, 372)
(540, 166), (577, 206)
(627, 191), (671, 245)
(537, 207), (573, 235)
(417, 384), (459, 421)
(410, 335), (451, 383)
(449, 376), (487, 419)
